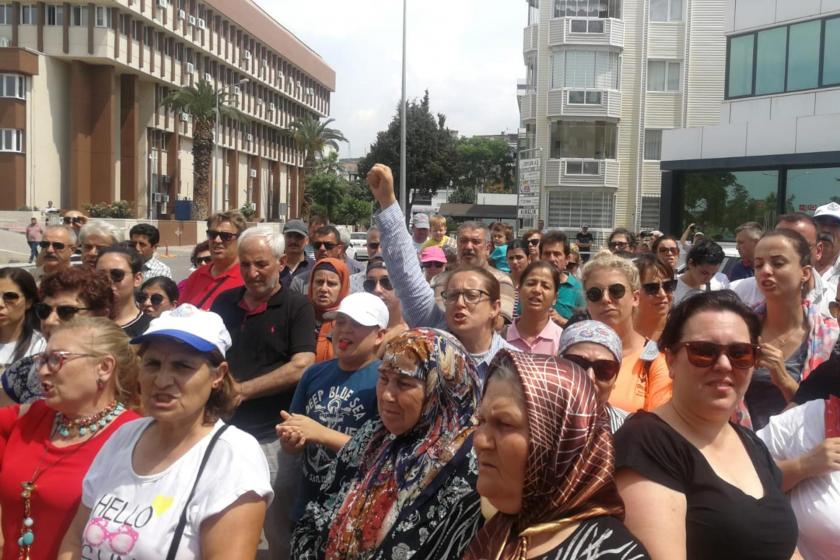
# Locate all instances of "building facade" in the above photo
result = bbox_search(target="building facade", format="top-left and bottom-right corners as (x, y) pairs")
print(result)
(0, 0), (335, 220)
(660, 0), (840, 239)
(518, 0), (725, 237)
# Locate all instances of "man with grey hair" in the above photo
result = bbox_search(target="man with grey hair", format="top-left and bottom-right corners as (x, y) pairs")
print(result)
(78, 220), (122, 267)
(211, 225), (316, 559)
(36, 225), (76, 277)
(729, 221), (763, 281)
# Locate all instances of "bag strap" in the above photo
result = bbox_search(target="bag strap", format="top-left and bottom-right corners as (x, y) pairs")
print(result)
(165, 424), (230, 560)
(195, 276), (228, 309)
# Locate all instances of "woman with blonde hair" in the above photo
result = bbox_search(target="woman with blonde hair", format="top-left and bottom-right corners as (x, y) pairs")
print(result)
(0, 317), (139, 560)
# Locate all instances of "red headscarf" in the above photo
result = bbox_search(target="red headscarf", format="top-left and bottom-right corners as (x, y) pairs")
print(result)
(308, 258), (350, 363)
(464, 350), (624, 560)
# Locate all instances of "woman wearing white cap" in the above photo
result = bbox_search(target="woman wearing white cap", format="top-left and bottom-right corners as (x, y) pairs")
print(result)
(59, 304), (273, 560)
(277, 292), (388, 523)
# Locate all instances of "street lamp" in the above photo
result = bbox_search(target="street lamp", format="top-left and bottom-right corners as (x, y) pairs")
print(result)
(215, 78), (249, 213)
(399, 0), (408, 219)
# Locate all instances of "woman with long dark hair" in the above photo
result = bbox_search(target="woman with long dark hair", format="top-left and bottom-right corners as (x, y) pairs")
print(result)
(0, 268), (44, 372)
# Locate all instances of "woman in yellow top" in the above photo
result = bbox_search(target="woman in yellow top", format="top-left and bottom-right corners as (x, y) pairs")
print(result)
(582, 253), (672, 412)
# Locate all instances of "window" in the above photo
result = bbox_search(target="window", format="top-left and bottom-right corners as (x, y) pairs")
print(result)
(46, 5), (64, 26)
(19, 5), (37, 25)
(566, 160), (600, 174)
(786, 167), (840, 215)
(71, 6), (88, 27)
(548, 189), (615, 229)
(755, 27), (786, 95)
(647, 60), (681, 92)
(650, 0), (682, 22)
(95, 6), (112, 28)
(825, 18), (840, 86)
(786, 20), (820, 91)
(727, 35), (753, 97)
(554, 0), (621, 19)
(553, 50), (620, 89)
(0, 129), (23, 153)
(550, 121), (617, 159)
(644, 129), (662, 160)
(0, 4), (12, 25)
(0, 74), (24, 98)
(641, 197), (661, 229)
(568, 90), (603, 104)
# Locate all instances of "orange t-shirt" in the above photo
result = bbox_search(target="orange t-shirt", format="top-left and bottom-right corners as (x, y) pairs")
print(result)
(608, 346), (672, 413)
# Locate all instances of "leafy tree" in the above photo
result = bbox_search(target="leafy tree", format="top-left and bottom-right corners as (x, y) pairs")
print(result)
(308, 172), (345, 223)
(357, 91), (458, 217)
(163, 80), (241, 220)
(288, 116), (347, 218)
(454, 137), (515, 194)
(336, 198), (373, 228)
(448, 185), (476, 204)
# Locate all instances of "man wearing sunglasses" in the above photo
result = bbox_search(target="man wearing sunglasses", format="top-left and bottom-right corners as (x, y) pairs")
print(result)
(35, 226), (76, 277)
(129, 223), (172, 281)
(179, 211), (247, 310)
(61, 210), (88, 234)
(78, 220), (122, 268)
(279, 220), (310, 290)
(290, 225), (345, 295)
(349, 227), (381, 294)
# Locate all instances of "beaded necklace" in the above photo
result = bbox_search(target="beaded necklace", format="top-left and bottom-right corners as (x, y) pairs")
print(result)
(16, 402), (125, 560)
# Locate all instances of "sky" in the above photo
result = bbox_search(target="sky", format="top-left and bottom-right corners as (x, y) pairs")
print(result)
(255, 0), (525, 159)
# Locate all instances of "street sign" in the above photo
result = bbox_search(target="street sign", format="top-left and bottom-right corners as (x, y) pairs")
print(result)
(519, 194), (539, 207)
(518, 207), (538, 217)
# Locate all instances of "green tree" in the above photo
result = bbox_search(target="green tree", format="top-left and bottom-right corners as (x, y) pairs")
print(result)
(357, 91), (458, 217)
(454, 137), (515, 194)
(307, 172), (345, 222)
(336, 198), (373, 228)
(448, 185), (476, 204)
(288, 116), (347, 218)
(162, 80), (241, 220)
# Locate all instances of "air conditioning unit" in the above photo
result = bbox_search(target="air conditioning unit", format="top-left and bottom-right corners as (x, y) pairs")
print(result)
(152, 192), (170, 203)
(267, 102), (275, 112)
(157, 0), (168, 8)
(232, 86), (241, 95)
(204, 72), (213, 82)
(197, 18), (206, 30)
(249, 169), (257, 178)
(178, 9), (186, 20)
(179, 112), (190, 122)
(256, 98), (264, 106)
(188, 15), (196, 26)
(186, 62), (195, 74)
(246, 133), (253, 142)
(243, 51), (252, 61)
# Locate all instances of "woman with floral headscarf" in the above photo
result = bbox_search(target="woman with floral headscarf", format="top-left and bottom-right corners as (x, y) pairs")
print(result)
(292, 328), (483, 560)
(465, 350), (649, 560)
(309, 257), (350, 363)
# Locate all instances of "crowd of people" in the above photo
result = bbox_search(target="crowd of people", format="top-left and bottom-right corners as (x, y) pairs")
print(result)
(0, 171), (838, 560)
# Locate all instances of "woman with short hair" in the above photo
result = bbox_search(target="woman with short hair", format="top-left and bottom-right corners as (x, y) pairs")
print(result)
(652, 235), (680, 271)
(506, 261), (563, 355)
(673, 240), (730, 306)
(138, 276), (179, 318)
(522, 229), (542, 262)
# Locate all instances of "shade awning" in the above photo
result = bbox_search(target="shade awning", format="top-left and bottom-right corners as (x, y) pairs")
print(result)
(437, 203), (518, 220)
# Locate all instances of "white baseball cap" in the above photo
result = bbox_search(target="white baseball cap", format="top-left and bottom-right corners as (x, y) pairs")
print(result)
(814, 202), (840, 223)
(323, 292), (389, 329)
(131, 304), (232, 357)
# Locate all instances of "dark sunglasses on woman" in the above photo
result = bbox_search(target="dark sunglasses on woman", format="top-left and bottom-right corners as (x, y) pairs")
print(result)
(363, 277), (394, 292)
(194, 256), (213, 266)
(642, 279), (678, 296)
(34, 303), (90, 321)
(136, 293), (165, 306)
(1, 292), (21, 304)
(585, 283), (626, 303)
(675, 341), (758, 369)
(107, 269), (127, 283)
(563, 354), (620, 382)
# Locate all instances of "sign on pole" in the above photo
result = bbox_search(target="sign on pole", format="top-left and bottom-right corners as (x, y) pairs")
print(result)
(518, 158), (541, 227)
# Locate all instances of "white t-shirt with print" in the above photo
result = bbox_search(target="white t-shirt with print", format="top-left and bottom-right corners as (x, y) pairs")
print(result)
(82, 418), (273, 560)
(757, 400), (840, 560)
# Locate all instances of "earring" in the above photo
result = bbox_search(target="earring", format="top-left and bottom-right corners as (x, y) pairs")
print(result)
(97, 377), (105, 389)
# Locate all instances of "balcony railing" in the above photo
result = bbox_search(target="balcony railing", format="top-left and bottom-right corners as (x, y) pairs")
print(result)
(518, 90), (537, 121)
(545, 159), (620, 188)
(547, 89), (621, 119)
(523, 24), (538, 53)
(548, 17), (624, 48)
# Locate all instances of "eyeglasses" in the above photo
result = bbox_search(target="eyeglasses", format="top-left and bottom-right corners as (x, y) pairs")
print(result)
(441, 288), (490, 306)
(366, 242), (380, 250)
(674, 341), (759, 369)
(608, 241), (629, 251)
(136, 292), (165, 306)
(421, 261), (446, 270)
(107, 269), (127, 283)
(39, 241), (67, 251)
(206, 229), (238, 243)
(34, 303), (90, 321)
(313, 241), (338, 251)
(563, 354), (620, 382)
(363, 277), (394, 292)
(527, 238), (541, 246)
(63, 216), (87, 225)
(1, 292), (22, 304)
(35, 351), (99, 373)
(657, 246), (679, 255)
(641, 279), (678, 296)
(828, 299), (839, 319)
(194, 256), (212, 265)
(585, 283), (627, 303)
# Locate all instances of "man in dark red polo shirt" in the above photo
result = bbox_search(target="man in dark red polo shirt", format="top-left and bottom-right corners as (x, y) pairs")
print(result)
(210, 225), (316, 560)
(180, 210), (247, 309)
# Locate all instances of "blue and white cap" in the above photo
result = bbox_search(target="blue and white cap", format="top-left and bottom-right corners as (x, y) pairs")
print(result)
(130, 304), (232, 357)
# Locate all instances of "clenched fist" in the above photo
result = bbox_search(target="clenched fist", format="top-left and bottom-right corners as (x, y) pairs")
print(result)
(366, 164), (398, 208)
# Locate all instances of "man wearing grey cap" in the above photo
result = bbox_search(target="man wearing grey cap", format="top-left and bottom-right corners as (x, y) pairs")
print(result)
(412, 213), (430, 251)
(280, 219), (311, 290)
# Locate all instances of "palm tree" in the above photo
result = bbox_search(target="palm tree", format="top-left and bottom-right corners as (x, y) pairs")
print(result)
(163, 80), (241, 220)
(288, 116), (347, 218)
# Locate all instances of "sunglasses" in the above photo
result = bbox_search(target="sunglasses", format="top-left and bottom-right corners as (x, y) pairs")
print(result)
(564, 354), (621, 382)
(674, 341), (759, 369)
(206, 229), (238, 242)
(194, 256), (212, 265)
(527, 238), (541, 246)
(39, 241), (67, 251)
(107, 269), (127, 283)
(657, 246), (679, 255)
(366, 242), (380, 250)
(421, 261), (446, 270)
(363, 277), (394, 292)
(313, 241), (338, 251)
(585, 283), (627, 303)
(1, 291), (21, 304)
(642, 279), (678, 296)
(608, 241), (629, 251)
(63, 216), (87, 225)
(136, 292), (165, 306)
(34, 303), (90, 321)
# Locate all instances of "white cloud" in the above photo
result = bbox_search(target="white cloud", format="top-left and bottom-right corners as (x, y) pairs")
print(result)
(255, 0), (524, 158)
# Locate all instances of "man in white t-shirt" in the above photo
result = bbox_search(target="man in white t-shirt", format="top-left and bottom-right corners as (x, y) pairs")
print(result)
(673, 240), (730, 306)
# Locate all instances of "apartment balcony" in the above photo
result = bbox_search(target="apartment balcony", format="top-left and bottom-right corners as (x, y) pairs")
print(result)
(523, 24), (538, 54)
(548, 18), (624, 49)
(518, 90), (537, 121)
(547, 89), (621, 120)
(545, 158), (620, 188)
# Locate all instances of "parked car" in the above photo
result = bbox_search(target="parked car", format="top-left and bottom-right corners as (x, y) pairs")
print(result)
(348, 231), (369, 261)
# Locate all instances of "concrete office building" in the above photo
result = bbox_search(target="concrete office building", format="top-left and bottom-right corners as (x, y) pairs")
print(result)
(518, 0), (726, 236)
(0, 0), (335, 220)
(660, 1), (840, 238)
